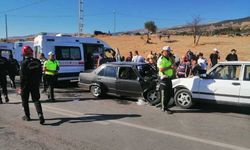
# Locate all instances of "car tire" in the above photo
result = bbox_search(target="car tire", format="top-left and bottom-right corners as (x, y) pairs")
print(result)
(144, 89), (160, 105)
(174, 89), (193, 109)
(90, 84), (103, 97)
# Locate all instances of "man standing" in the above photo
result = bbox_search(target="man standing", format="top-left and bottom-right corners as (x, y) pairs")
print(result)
(226, 49), (238, 78)
(226, 49), (238, 61)
(0, 53), (10, 104)
(39, 53), (47, 93)
(157, 46), (175, 114)
(44, 52), (59, 101)
(20, 46), (44, 124)
(209, 48), (220, 67)
(8, 54), (20, 89)
(132, 50), (145, 63)
(197, 53), (208, 74)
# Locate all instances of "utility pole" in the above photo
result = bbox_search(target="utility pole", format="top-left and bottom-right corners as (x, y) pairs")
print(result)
(5, 14), (8, 41)
(113, 10), (116, 33)
(78, 0), (84, 36)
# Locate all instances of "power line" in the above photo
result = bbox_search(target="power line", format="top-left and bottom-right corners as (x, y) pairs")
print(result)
(0, 0), (48, 14)
(8, 14), (77, 18)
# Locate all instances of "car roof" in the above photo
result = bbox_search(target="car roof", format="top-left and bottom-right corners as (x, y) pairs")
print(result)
(105, 62), (147, 66)
(218, 61), (250, 65)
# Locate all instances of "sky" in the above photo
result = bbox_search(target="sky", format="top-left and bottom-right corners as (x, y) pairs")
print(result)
(0, 0), (249, 38)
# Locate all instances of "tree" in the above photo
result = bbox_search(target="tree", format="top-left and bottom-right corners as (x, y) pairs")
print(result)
(144, 21), (157, 43)
(188, 16), (202, 46)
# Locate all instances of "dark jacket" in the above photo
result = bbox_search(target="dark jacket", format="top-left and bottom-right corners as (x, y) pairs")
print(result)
(20, 57), (42, 89)
(226, 53), (238, 61)
(0, 56), (9, 77)
(8, 58), (19, 74)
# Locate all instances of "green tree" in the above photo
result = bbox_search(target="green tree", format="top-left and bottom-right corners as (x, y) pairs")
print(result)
(144, 21), (157, 43)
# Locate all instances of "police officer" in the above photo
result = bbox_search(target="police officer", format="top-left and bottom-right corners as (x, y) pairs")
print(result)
(20, 46), (45, 124)
(0, 52), (9, 104)
(157, 46), (175, 114)
(39, 53), (47, 93)
(8, 54), (19, 89)
(43, 52), (59, 101)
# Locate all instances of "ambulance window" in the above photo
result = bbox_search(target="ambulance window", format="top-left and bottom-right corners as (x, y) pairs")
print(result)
(55, 46), (81, 60)
(0, 50), (12, 59)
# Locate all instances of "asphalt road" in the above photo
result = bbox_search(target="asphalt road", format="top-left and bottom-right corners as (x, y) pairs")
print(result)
(0, 80), (250, 150)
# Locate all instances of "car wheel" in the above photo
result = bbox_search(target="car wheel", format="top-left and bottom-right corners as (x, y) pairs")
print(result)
(144, 89), (160, 105)
(174, 89), (193, 109)
(90, 85), (103, 97)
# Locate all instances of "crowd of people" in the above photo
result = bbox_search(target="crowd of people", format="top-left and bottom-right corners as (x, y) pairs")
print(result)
(116, 47), (239, 79)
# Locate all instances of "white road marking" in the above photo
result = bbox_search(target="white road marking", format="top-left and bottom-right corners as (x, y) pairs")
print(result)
(42, 105), (250, 150)
(10, 98), (250, 150)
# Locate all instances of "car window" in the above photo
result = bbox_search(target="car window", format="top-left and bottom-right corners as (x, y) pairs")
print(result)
(209, 65), (241, 80)
(137, 64), (157, 78)
(119, 67), (138, 80)
(98, 66), (117, 78)
(244, 65), (250, 81)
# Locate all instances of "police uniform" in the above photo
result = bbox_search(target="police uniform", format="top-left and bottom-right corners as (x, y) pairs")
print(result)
(44, 59), (59, 101)
(8, 56), (19, 89)
(0, 55), (9, 103)
(157, 54), (174, 113)
(40, 57), (47, 92)
(20, 56), (44, 124)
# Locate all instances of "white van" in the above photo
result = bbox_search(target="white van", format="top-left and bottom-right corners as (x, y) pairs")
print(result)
(0, 42), (14, 59)
(33, 34), (114, 81)
(13, 41), (34, 63)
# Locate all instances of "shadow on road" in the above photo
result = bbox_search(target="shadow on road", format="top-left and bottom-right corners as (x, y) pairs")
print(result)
(172, 103), (250, 116)
(43, 113), (141, 126)
(40, 97), (95, 103)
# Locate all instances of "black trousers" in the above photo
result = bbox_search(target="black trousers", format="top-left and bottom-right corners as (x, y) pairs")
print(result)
(45, 74), (57, 100)
(42, 74), (47, 91)
(0, 76), (8, 100)
(160, 77), (173, 109)
(9, 73), (16, 88)
(21, 86), (43, 117)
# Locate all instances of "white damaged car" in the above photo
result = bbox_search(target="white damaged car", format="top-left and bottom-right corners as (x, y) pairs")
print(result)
(172, 61), (250, 109)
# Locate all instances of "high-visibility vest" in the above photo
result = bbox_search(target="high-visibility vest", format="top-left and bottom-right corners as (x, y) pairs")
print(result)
(44, 60), (59, 75)
(157, 56), (173, 78)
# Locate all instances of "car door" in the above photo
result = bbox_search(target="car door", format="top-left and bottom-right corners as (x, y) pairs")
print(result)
(116, 66), (142, 97)
(96, 66), (117, 94)
(198, 64), (241, 103)
(239, 65), (250, 104)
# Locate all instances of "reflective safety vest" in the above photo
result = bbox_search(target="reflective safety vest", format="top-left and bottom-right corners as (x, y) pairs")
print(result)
(44, 60), (59, 75)
(157, 56), (173, 78)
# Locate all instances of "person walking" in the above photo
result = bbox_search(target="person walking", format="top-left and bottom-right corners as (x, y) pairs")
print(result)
(0, 53), (10, 104)
(39, 53), (47, 93)
(20, 46), (44, 124)
(157, 46), (175, 114)
(209, 48), (220, 67)
(8, 54), (19, 89)
(43, 52), (59, 101)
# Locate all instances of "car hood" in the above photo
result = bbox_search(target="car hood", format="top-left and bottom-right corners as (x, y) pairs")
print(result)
(172, 76), (200, 90)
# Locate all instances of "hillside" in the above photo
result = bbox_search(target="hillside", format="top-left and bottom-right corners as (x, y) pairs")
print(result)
(97, 35), (250, 62)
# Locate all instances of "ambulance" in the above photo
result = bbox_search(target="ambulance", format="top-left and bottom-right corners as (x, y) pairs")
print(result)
(0, 42), (14, 59)
(33, 34), (115, 81)
(13, 41), (34, 63)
